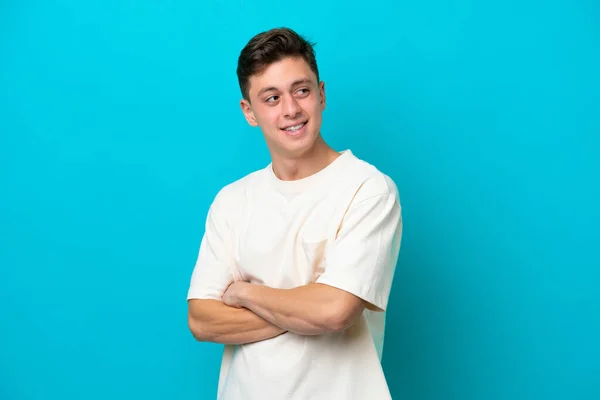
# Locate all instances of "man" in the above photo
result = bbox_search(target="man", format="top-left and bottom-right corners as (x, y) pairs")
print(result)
(187, 27), (402, 399)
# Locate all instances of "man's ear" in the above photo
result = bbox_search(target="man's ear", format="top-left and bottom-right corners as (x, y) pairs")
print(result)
(319, 81), (326, 110)
(240, 99), (259, 127)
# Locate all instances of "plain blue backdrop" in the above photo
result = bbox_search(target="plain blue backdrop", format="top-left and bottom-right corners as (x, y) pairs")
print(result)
(1, 1), (599, 399)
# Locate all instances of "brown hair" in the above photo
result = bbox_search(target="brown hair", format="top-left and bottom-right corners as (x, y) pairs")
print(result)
(237, 27), (320, 101)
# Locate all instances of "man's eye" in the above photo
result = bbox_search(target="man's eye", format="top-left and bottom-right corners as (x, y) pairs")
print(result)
(296, 88), (310, 95)
(265, 96), (279, 103)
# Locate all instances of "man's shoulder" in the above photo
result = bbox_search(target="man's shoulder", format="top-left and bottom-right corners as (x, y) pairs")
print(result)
(345, 154), (400, 204)
(211, 166), (268, 209)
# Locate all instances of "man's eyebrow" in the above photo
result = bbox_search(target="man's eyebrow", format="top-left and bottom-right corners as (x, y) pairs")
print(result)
(290, 78), (314, 87)
(257, 86), (278, 97)
(256, 78), (315, 97)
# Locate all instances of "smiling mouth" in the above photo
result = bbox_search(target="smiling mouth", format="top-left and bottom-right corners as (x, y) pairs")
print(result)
(281, 121), (307, 132)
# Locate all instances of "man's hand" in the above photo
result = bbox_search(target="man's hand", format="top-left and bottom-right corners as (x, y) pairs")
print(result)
(222, 281), (250, 308)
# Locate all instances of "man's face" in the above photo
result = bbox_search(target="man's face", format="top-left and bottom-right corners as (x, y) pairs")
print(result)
(240, 57), (326, 159)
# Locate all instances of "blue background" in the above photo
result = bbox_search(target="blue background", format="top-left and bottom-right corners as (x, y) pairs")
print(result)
(1, 1), (598, 399)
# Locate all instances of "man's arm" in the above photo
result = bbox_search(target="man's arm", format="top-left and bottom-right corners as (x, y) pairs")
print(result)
(188, 299), (286, 345)
(223, 282), (370, 336)
(187, 187), (287, 346)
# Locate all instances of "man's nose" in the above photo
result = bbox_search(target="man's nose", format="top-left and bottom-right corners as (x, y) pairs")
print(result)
(282, 95), (301, 118)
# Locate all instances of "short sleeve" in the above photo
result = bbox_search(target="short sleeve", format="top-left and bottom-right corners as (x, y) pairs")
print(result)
(187, 192), (237, 301)
(315, 190), (402, 311)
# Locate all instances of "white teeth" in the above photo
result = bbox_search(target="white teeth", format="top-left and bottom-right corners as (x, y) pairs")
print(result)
(284, 123), (305, 131)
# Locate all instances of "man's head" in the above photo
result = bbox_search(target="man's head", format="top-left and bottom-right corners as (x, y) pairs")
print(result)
(237, 27), (327, 160)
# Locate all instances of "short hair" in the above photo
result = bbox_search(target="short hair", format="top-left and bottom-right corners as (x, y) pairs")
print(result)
(236, 27), (320, 101)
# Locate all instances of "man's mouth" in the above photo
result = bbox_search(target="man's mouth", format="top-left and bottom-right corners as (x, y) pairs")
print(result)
(281, 122), (307, 132)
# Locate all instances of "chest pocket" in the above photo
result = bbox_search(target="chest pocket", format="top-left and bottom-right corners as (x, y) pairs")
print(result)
(297, 197), (351, 282)
(301, 238), (328, 281)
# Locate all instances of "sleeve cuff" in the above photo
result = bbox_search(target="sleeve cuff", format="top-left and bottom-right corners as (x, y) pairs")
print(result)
(186, 289), (222, 301)
(315, 275), (387, 311)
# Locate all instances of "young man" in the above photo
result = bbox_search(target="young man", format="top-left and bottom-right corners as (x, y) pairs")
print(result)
(187, 27), (402, 399)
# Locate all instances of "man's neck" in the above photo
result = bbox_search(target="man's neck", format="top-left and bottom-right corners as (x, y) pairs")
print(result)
(271, 139), (341, 181)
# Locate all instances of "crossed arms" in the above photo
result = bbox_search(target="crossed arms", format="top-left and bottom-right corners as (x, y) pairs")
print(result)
(187, 186), (402, 345)
(188, 282), (373, 345)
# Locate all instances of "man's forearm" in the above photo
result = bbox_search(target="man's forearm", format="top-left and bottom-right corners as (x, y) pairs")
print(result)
(188, 299), (285, 345)
(237, 283), (365, 336)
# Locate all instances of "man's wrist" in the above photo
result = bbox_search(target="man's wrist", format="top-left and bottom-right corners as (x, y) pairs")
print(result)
(238, 282), (254, 308)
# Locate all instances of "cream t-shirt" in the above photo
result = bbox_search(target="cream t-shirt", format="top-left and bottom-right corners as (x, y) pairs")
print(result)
(187, 150), (402, 400)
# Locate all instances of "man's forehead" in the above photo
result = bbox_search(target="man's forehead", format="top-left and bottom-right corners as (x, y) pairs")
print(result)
(250, 58), (317, 95)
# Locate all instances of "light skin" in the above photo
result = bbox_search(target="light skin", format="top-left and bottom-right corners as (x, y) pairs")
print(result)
(222, 281), (374, 336)
(239, 56), (341, 181)
(188, 56), (375, 344)
(187, 299), (285, 345)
